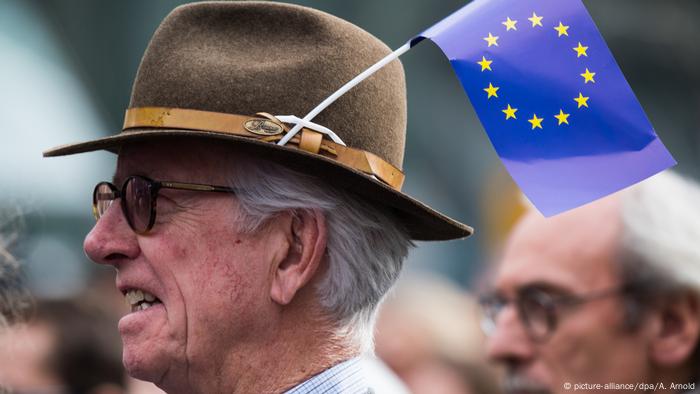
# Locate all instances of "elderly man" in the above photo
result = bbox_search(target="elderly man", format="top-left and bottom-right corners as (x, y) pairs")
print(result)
(44, 2), (472, 393)
(481, 171), (700, 394)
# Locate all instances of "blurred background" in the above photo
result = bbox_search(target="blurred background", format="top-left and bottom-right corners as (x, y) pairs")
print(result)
(0, 0), (698, 393)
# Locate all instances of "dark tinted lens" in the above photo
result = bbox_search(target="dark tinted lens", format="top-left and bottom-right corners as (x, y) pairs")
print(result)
(124, 177), (153, 233)
(519, 291), (555, 339)
(93, 182), (117, 220)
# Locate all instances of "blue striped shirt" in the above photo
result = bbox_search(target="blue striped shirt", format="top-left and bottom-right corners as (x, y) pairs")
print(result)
(284, 357), (409, 394)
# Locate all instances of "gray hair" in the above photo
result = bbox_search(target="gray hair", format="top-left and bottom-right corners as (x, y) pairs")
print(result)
(225, 155), (413, 353)
(619, 171), (700, 297)
(617, 171), (700, 349)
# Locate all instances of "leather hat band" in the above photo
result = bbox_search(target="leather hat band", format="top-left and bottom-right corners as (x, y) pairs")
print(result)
(123, 107), (405, 191)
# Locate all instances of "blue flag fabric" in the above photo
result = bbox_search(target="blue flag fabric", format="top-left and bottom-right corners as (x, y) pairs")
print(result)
(416, 0), (676, 216)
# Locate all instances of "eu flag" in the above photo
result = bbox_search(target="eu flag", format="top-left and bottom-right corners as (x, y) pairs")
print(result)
(415, 0), (676, 216)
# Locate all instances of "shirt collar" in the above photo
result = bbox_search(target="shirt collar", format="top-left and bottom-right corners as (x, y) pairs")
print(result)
(284, 357), (365, 394)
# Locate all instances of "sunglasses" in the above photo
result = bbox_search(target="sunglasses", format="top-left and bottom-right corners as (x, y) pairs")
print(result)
(92, 175), (238, 234)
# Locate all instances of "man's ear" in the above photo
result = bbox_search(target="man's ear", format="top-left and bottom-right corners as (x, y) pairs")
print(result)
(649, 292), (700, 367)
(270, 209), (327, 305)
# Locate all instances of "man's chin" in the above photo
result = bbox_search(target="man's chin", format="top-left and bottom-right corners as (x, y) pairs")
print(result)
(122, 346), (165, 384)
(119, 307), (172, 382)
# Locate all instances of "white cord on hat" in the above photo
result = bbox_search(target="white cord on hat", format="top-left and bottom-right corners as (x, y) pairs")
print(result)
(274, 115), (346, 146)
(276, 42), (412, 147)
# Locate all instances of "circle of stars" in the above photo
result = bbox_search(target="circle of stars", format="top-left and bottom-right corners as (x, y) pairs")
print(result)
(478, 12), (596, 131)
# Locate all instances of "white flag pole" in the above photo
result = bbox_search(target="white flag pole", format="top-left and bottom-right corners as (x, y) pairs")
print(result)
(277, 42), (413, 146)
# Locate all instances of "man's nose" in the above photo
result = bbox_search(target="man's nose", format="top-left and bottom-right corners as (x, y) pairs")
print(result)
(84, 200), (140, 266)
(485, 304), (536, 364)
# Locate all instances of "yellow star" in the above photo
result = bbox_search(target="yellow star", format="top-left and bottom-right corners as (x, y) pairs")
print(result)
(554, 109), (570, 125)
(502, 104), (517, 120)
(484, 83), (499, 99)
(574, 93), (590, 108)
(528, 12), (543, 27)
(477, 56), (493, 72)
(484, 32), (499, 47)
(528, 114), (544, 130)
(502, 17), (518, 31)
(573, 42), (588, 57)
(554, 22), (570, 37)
(580, 68), (596, 83)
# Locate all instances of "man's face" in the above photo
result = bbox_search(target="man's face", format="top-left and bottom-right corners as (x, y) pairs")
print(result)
(84, 139), (285, 388)
(486, 198), (652, 394)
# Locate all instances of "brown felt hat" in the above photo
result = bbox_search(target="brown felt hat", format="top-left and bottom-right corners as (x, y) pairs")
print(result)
(43, 1), (472, 241)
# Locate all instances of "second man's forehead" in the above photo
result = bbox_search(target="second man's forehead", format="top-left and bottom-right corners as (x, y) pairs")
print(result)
(491, 276), (577, 298)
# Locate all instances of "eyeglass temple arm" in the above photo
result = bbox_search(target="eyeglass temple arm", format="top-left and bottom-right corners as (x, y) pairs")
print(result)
(160, 181), (237, 193)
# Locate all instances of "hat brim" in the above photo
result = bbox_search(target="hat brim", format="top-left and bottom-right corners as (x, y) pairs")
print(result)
(44, 129), (473, 241)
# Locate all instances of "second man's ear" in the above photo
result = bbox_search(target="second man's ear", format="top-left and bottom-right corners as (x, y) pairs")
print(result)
(648, 291), (700, 368)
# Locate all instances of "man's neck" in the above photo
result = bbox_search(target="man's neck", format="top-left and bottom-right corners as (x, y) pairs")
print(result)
(173, 300), (359, 393)
(273, 336), (359, 393)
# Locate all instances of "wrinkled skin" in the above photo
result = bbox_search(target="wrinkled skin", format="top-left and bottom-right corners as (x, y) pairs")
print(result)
(84, 139), (300, 393)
